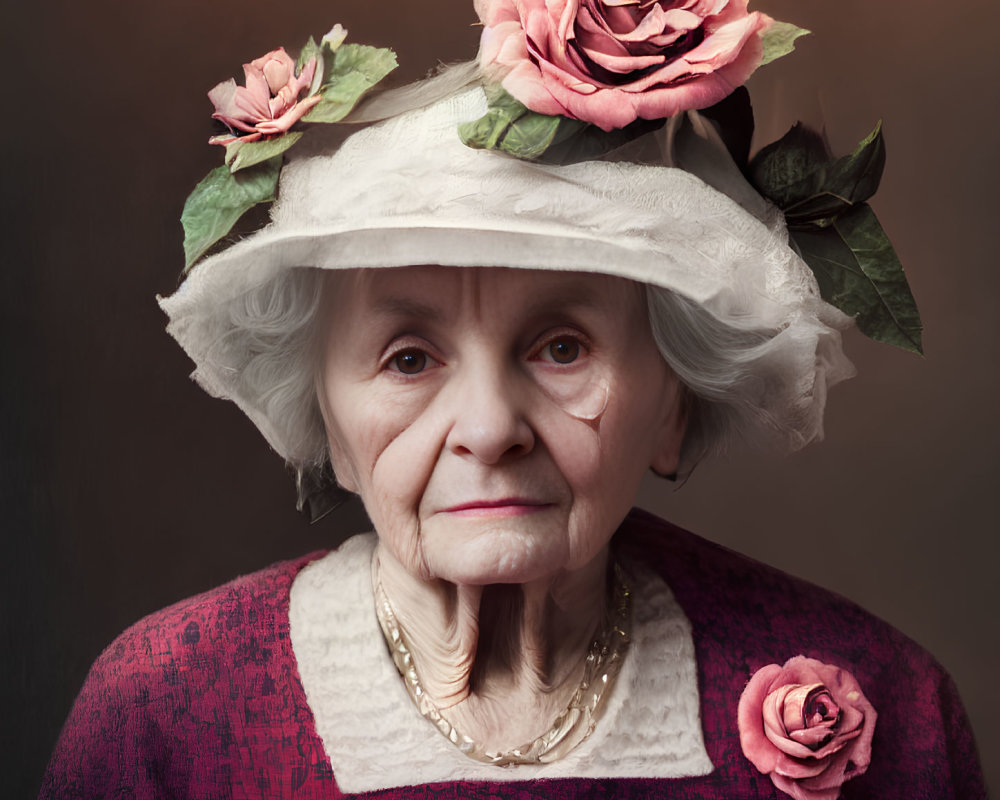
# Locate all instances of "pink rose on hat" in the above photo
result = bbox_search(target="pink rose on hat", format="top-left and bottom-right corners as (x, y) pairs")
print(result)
(474, 0), (773, 131)
(738, 656), (877, 800)
(208, 47), (321, 145)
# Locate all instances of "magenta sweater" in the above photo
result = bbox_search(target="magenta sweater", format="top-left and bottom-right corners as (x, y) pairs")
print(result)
(39, 510), (986, 798)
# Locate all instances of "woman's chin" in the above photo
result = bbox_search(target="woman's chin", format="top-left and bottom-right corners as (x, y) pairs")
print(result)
(420, 519), (571, 586)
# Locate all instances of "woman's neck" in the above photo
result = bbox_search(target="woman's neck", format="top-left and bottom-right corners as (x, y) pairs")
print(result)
(374, 542), (610, 750)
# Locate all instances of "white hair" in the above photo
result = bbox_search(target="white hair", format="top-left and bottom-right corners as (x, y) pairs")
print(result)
(211, 268), (328, 471)
(207, 267), (822, 504)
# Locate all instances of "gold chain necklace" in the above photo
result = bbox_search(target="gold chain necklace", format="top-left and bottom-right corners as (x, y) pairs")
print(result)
(372, 559), (632, 766)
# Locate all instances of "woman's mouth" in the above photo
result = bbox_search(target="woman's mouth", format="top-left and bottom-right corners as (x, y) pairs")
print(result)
(439, 499), (552, 518)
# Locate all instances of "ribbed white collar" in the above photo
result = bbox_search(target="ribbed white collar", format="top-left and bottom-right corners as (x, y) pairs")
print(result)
(289, 533), (713, 793)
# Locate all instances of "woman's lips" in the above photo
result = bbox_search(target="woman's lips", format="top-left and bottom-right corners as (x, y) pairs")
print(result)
(439, 499), (552, 518)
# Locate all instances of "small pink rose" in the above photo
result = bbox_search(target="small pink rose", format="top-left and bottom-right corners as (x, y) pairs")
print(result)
(738, 656), (876, 800)
(207, 47), (321, 145)
(474, 0), (773, 132)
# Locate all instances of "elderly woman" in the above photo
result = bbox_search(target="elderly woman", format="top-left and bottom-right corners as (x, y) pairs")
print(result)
(41, 5), (984, 799)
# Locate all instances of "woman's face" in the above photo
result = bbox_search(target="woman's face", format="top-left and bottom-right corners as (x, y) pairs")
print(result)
(319, 266), (685, 585)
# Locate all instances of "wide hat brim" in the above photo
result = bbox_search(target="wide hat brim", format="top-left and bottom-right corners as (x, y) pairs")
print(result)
(160, 86), (853, 463)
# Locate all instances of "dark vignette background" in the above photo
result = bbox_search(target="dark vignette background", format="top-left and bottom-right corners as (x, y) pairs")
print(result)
(2, 1), (997, 796)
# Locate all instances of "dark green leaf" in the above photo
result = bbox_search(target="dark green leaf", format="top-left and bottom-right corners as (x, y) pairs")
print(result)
(750, 122), (886, 225)
(535, 117), (664, 165)
(785, 122), (885, 223)
(749, 122), (829, 207)
(303, 43), (398, 124)
(225, 132), (302, 172)
(181, 157), (281, 270)
(759, 21), (810, 67)
(792, 203), (923, 353)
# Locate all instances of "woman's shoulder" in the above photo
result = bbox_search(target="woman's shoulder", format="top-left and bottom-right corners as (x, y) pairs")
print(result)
(93, 549), (328, 678)
(619, 506), (924, 660)
(618, 508), (986, 798)
(39, 549), (334, 799)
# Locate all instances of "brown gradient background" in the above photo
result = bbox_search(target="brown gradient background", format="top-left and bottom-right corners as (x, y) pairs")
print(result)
(2, 1), (996, 796)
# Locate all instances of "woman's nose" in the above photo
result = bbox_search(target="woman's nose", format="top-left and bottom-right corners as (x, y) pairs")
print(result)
(444, 362), (535, 465)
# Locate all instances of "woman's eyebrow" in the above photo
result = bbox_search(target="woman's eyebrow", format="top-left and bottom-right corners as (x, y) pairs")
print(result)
(368, 296), (445, 321)
(520, 284), (607, 318)
(366, 281), (609, 322)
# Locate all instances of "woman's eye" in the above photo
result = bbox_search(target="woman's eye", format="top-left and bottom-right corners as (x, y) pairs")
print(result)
(390, 349), (428, 374)
(545, 338), (581, 364)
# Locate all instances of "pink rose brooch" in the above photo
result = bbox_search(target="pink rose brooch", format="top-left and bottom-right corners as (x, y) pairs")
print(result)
(738, 656), (877, 800)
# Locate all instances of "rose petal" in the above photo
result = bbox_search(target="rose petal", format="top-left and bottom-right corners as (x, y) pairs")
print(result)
(737, 663), (784, 773)
(779, 683), (828, 733)
(296, 57), (318, 95)
(249, 48), (296, 93)
(207, 79), (237, 115)
(762, 686), (819, 759)
(683, 14), (764, 68)
(237, 66), (272, 119)
(796, 745), (858, 791)
(575, 45), (664, 74)
(254, 93), (322, 136)
(262, 58), (292, 95)
(772, 772), (842, 800)
(234, 85), (272, 122)
(682, 0), (730, 17)
(632, 26), (764, 117)
(789, 724), (838, 748)
(773, 750), (831, 780)
(702, 0), (749, 29)
(574, 9), (632, 57)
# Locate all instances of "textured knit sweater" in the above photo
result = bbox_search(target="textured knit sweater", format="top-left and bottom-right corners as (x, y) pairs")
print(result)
(39, 509), (986, 799)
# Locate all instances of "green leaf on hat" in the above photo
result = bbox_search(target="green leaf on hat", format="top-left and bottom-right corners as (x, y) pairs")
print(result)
(749, 121), (919, 353)
(224, 132), (303, 173)
(297, 35), (325, 97)
(302, 43), (398, 124)
(458, 90), (530, 149)
(181, 156), (281, 271)
(749, 123), (827, 206)
(792, 203), (923, 354)
(297, 35), (322, 73)
(459, 89), (587, 160)
(750, 121), (886, 225)
(759, 21), (811, 67)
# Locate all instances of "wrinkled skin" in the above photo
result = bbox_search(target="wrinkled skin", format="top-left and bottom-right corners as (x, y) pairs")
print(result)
(318, 266), (686, 749)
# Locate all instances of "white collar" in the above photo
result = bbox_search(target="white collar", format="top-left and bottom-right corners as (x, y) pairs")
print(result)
(289, 533), (713, 793)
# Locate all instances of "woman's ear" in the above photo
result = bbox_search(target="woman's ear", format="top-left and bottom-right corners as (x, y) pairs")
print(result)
(649, 379), (689, 479)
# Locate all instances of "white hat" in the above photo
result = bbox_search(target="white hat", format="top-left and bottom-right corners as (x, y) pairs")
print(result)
(160, 79), (853, 471)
